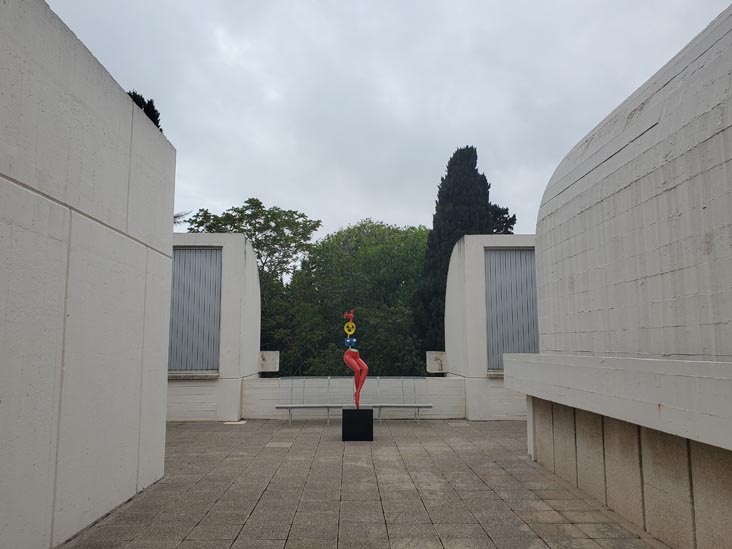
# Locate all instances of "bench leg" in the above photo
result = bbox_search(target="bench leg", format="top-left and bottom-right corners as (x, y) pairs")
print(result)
(327, 408), (330, 426)
(379, 408), (382, 424)
(288, 409), (292, 426)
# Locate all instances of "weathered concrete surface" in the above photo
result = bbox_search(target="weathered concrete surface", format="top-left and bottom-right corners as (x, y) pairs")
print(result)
(0, 1), (176, 545)
(505, 353), (732, 452)
(575, 410), (606, 505)
(0, 180), (70, 548)
(60, 420), (664, 549)
(641, 428), (695, 549)
(534, 6), (732, 364)
(551, 403), (577, 485)
(532, 397), (554, 472)
(504, 9), (732, 546)
(604, 417), (644, 528)
(691, 441), (732, 548)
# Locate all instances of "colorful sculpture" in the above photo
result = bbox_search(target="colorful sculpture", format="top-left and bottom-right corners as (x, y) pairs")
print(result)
(342, 309), (368, 408)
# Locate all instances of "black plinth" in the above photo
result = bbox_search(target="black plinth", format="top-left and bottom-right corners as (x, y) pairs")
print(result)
(342, 407), (373, 441)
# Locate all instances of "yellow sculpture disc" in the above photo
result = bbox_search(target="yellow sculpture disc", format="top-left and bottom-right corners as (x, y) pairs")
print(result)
(344, 321), (356, 335)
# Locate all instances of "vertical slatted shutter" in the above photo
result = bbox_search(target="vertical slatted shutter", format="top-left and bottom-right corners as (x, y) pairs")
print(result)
(168, 248), (222, 371)
(484, 249), (539, 370)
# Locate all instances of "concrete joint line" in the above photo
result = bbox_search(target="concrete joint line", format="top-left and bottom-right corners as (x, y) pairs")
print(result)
(637, 425), (647, 531)
(0, 172), (172, 259)
(687, 439), (698, 549)
(49, 211), (74, 545)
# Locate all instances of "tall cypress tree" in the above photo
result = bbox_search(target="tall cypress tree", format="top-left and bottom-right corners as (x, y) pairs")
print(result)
(414, 146), (516, 353)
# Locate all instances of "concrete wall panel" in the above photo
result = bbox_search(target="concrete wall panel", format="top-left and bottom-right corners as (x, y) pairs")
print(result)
(0, 183), (70, 548)
(52, 214), (147, 544)
(604, 417), (644, 527)
(641, 427), (695, 549)
(137, 249), (172, 489)
(575, 410), (605, 504)
(0, 0), (132, 231)
(532, 398), (554, 472)
(240, 242), (262, 378)
(551, 403), (576, 485)
(505, 353), (732, 452)
(690, 441), (732, 548)
(127, 107), (176, 254)
(167, 381), (218, 420)
(1, 2), (175, 544)
(465, 377), (526, 420)
(218, 236), (245, 380)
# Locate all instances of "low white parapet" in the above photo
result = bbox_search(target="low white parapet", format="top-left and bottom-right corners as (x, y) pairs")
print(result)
(242, 376), (466, 420)
(505, 353), (732, 451)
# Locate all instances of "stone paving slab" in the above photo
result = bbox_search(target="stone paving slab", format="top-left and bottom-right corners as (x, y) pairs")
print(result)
(60, 420), (667, 549)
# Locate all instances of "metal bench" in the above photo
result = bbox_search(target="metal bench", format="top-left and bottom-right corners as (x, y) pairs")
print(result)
(373, 403), (432, 423)
(276, 377), (433, 425)
(275, 404), (345, 425)
(275, 403), (433, 425)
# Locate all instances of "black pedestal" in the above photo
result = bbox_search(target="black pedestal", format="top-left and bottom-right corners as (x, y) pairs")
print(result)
(342, 408), (373, 441)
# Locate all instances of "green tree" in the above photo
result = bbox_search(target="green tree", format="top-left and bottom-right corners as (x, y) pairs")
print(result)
(128, 90), (162, 132)
(186, 199), (322, 354)
(186, 198), (322, 282)
(414, 146), (516, 353)
(287, 220), (429, 376)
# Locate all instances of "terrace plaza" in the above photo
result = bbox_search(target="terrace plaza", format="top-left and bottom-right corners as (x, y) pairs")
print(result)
(59, 419), (663, 549)
(4, 2), (732, 548)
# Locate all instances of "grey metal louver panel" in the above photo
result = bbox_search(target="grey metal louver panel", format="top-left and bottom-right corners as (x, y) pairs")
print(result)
(168, 248), (222, 371)
(484, 249), (539, 370)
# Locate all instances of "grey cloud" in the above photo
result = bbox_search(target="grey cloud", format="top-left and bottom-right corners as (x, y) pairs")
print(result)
(48, 0), (730, 236)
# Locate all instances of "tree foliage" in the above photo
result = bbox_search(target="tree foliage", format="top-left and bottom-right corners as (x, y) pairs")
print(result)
(186, 198), (322, 282)
(186, 199), (321, 356)
(128, 90), (162, 132)
(276, 220), (429, 376)
(414, 146), (516, 352)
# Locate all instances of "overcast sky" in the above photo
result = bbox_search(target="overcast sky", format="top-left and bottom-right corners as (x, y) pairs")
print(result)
(48, 1), (729, 237)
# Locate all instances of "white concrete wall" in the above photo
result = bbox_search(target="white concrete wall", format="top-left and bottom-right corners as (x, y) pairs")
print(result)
(0, 1), (175, 546)
(505, 3), (732, 443)
(241, 377), (466, 420)
(444, 234), (534, 419)
(535, 7), (732, 362)
(167, 233), (260, 421)
(504, 7), (732, 547)
(505, 353), (732, 452)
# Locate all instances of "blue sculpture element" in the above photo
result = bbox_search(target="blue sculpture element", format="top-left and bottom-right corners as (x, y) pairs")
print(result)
(344, 337), (357, 347)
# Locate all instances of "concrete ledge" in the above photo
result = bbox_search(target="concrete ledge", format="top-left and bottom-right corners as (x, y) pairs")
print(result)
(168, 371), (219, 381)
(505, 353), (732, 451)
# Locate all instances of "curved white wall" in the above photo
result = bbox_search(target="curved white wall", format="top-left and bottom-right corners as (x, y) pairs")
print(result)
(444, 234), (534, 419)
(506, 8), (732, 547)
(536, 8), (732, 362)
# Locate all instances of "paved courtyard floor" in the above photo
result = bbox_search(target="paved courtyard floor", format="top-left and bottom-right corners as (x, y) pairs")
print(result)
(62, 420), (665, 549)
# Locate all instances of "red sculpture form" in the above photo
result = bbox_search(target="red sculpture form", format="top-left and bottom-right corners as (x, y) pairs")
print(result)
(342, 309), (368, 408)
